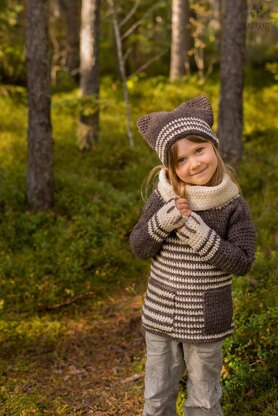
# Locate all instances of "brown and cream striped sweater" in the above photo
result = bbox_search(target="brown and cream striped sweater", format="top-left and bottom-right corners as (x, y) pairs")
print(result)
(130, 170), (256, 343)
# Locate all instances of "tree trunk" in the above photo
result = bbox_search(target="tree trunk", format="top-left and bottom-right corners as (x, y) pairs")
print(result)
(79, 0), (101, 150)
(210, 0), (222, 51)
(210, 0), (222, 23)
(170, 0), (190, 80)
(59, 0), (81, 82)
(184, 0), (190, 76)
(108, 0), (134, 148)
(218, 0), (247, 165)
(26, 0), (54, 211)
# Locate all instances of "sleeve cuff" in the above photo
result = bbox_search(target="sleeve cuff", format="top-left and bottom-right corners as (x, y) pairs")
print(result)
(147, 198), (185, 241)
(177, 214), (221, 260)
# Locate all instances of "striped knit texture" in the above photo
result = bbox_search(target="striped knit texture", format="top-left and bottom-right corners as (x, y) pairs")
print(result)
(130, 172), (256, 343)
(176, 212), (221, 257)
(147, 198), (185, 241)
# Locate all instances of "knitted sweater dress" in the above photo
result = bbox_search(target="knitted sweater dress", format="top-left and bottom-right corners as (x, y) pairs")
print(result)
(130, 170), (256, 343)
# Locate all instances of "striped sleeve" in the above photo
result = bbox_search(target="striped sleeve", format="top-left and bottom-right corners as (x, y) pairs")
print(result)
(130, 190), (185, 259)
(129, 190), (165, 259)
(177, 198), (256, 276)
(206, 198), (256, 276)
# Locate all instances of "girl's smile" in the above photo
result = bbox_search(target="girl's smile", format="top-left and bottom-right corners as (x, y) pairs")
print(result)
(174, 138), (218, 185)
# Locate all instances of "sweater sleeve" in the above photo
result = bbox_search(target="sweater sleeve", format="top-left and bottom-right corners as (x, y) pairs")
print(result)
(176, 198), (256, 276)
(130, 190), (185, 259)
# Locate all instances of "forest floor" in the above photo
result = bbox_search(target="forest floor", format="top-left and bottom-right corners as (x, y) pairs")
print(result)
(0, 292), (146, 415)
(1, 288), (278, 416)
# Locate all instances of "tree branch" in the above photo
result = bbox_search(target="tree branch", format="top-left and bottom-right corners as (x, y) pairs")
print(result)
(130, 49), (168, 77)
(108, 0), (134, 147)
(38, 291), (95, 312)
(121, 0), (164, 41)
(119, 0), (141, 28)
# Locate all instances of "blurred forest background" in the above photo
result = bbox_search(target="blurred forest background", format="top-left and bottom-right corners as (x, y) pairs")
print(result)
(0, 0), (277, 415)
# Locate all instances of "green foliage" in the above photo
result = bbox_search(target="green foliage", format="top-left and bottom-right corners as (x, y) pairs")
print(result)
(0, 0), (25, 84)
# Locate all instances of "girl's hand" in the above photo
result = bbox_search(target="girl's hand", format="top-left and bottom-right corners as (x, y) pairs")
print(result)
(175, 198), (191, 218)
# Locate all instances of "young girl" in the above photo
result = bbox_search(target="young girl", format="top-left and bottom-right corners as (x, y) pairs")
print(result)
(130, 96), (256, 416)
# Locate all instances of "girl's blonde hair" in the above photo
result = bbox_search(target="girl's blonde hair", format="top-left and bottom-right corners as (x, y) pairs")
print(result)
(141, 136), (239, 201)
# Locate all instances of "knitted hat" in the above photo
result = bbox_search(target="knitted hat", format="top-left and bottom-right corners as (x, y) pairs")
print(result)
(137, 96), (219, 166)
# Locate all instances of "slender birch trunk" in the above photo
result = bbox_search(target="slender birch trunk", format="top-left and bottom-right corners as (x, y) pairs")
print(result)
(170, 0), (190, 80)
(79, 0), (101, 150)
(108, 0), (134, 148)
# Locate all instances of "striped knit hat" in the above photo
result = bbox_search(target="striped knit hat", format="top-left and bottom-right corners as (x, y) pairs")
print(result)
(137, 96), (219, 166)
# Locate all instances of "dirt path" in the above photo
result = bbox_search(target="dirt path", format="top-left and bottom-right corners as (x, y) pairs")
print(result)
(45, 293), (147, 415)
(1, 293), (146, 415)
(80, 294), (146, 415)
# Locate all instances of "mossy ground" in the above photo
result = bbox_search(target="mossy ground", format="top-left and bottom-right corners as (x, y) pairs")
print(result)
(0, 68), (277, 415)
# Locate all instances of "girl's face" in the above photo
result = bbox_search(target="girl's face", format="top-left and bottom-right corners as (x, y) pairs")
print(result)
(174, 138), (218, 186)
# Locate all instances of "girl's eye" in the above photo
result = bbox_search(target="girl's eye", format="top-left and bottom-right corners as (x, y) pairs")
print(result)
(196, 147), (204, 154)
(177, 157), (186, 164)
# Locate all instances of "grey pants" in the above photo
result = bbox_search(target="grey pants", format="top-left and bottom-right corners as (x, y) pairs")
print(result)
(143, 332), (224, 416)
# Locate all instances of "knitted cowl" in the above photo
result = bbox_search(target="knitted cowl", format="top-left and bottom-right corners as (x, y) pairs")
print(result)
(129, 170), (256, 343)
(157, 169), (239, 210)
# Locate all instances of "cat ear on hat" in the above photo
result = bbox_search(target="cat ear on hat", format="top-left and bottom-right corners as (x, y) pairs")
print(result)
(137, 111), (167, 150)
(137, 114), (151, 137)
(182, 95), (212, 111)
(176, 96), (214, 127)
(190, 96), (214, 127)
(190, 96), (214, 124)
